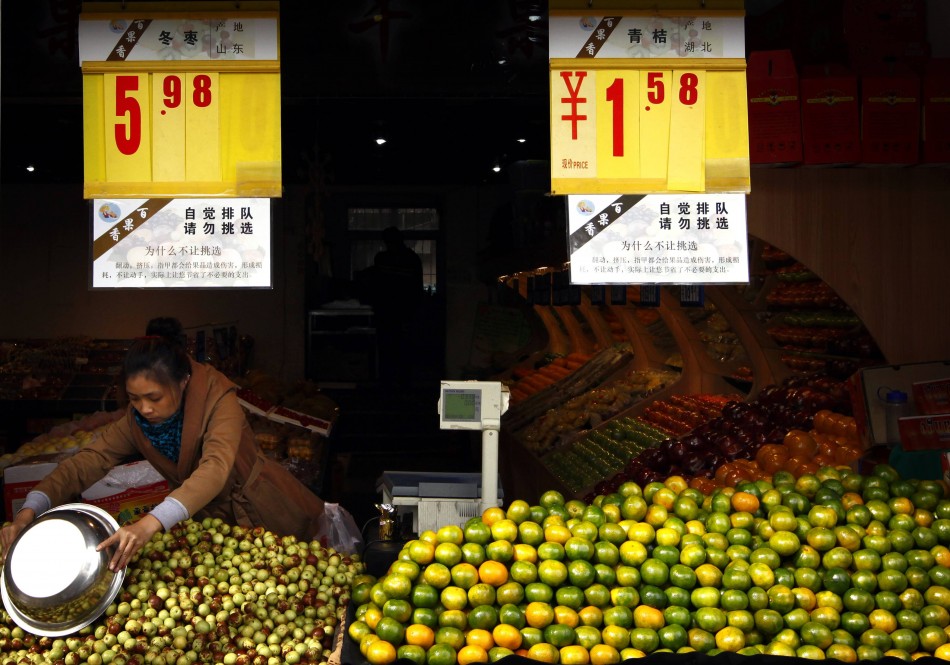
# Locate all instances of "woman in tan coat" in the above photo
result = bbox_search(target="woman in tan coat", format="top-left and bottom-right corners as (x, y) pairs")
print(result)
(0, 318), (326, 571)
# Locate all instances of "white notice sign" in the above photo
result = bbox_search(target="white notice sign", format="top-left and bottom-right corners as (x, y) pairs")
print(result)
(567, 194), (748, 285)
(91, 198), (271, 288)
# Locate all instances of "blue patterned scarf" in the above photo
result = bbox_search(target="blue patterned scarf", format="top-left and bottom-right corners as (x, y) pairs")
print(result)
(134, 408), (184, 462)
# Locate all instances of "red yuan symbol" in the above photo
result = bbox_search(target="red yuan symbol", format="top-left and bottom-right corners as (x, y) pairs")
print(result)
(559, 71), (588, 140)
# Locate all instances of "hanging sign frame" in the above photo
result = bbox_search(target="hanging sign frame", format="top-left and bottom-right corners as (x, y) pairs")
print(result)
(79, 2), (281, 199)
(549, 9), (749, 195)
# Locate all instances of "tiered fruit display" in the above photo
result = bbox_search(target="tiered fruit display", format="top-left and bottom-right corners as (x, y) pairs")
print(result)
(516, 369), (677, 457)
(0, 410), (123, 472)
(508, 354), (594, 405)
(681, 301), (749, 366)
(695, 411), (865, 494)
(759, 255), (883, 376)
(638, 395), (737, 438)
(596, 310), (629, 346)
(502, 347), (637, 434)
(349, 467), (950, 664)
(531, 394), (735, 496)
(0, 518), (365, 665)
(614, 375), (852, 493)
(541, 418), (670, 495)
(0, 429), (96, 470)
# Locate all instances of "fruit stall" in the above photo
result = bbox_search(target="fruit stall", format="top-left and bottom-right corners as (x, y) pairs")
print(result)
(496, 239), (883, 505)
(2, 242), (949, 665)
(330, 239), (950, 664)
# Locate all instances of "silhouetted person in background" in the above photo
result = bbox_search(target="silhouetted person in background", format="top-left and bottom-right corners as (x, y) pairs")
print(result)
(372, 226), (423, 388)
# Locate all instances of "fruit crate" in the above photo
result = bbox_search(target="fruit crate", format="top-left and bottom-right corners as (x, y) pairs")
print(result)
(376, 471), (503, 535)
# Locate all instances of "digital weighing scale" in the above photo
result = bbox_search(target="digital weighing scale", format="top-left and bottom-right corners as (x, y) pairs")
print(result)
(437, 380), (510, 512)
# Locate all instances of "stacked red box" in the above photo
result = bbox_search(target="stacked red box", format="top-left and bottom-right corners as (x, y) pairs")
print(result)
(801, 65), (860, 165)
(842, 0), (929, 74)
(747, 50), (802, 165)
(922, 59), (950, 164)
(860, 66), (920, 165)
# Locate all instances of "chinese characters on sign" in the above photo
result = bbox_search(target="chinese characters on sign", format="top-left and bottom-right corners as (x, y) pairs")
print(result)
(78, 16), (278, 62)
(548, 14), (745, 60)
(92, 198), (271, 288)
(567, 194), (748, 285)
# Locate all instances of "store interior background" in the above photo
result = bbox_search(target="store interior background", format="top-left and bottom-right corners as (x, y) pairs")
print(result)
(1, 1), (949, 523)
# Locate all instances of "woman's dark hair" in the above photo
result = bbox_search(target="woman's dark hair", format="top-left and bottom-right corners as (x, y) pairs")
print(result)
(123, 317), (191, 386)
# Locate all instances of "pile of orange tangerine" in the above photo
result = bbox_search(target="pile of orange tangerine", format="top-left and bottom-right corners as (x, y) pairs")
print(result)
(349, 461), (950, 665)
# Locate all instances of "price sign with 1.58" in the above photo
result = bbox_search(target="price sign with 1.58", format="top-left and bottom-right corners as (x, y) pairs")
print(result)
(550, 59), (749, 195)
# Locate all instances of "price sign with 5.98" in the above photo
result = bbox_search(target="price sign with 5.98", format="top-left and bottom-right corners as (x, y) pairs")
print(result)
(105, 71), (219, 184)
(84, 63), (280, 199)
(550, 59), (749, 195)
(80, 9), (280, 199)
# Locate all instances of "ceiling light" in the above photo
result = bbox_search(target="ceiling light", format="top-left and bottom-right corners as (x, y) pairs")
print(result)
(516, 138), (526, 143)
(492, 163), (502, 173)
(528, 14), (542, 21)
(26, 165), (35, 172)
(376, 137), (387, 145)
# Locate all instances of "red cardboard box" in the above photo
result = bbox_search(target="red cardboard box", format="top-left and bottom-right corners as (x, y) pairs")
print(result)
(860, 67), (920, 164)
(81, 459), (169, 525)
(747, 50), (802, 165)
(801, 65), (860, 164)
(898, 414), (950, 452)
(83, 480), (170, 525)
(3, 456), (169, 525)
(923, 59), (950, 164)
(913, 378), (950, 415)
(843, 0), (926, 34)
(843, 0), (928, 73)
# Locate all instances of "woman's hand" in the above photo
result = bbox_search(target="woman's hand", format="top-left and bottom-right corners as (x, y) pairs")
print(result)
(0, 509), (36, 566)
(97, 514), (163, 572)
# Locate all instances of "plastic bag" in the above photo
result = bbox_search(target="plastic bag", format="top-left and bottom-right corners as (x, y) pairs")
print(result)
(320, 502), (363, 554)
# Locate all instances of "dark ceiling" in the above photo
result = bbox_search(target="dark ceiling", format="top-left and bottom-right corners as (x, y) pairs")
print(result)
(1, 0), (832, 188)
(0, 1), (552, 187)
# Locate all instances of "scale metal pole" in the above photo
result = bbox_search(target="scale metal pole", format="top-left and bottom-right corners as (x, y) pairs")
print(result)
(481, 428), (499, 512)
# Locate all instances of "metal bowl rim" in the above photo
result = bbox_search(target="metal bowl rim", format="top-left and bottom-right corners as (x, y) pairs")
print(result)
(1, 503), (126, 637)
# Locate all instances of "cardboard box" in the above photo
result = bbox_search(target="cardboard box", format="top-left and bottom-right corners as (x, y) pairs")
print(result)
(3, 456), (169, 525)
(848, 361), (950, 447)
(3, 455), (62, 519)
(81, 459), (169, 525)
(899, 414), (950, 452)
(747, 50), (802, 165)
(801, 65), (860, 164)
(843, 0), (929, 73)
(860, 67), (921, 165)
(922, 59), (950, 164)
(912, 378), (950, 416)
(843, 0), (927, 38)
(83, 480), (170, 525)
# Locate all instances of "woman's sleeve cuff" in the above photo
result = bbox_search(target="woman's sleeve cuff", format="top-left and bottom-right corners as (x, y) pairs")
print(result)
(148, 497), (190, 531)
(20, 491), (51, 517)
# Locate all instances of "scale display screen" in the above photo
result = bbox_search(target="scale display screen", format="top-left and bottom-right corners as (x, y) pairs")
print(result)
(441, 389), (482, 423)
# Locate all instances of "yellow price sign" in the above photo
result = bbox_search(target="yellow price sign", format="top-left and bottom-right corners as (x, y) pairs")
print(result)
(551, 58), (748, 195)
(84, 63), (280, 199)
(79, 6), (281, 199)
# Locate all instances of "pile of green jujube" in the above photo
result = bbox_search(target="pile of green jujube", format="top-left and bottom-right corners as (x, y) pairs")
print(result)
(349, 464), (950, 665)
(0, 518), (367, 665)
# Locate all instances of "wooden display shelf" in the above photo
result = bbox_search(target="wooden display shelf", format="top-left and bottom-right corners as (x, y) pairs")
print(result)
(705, 285), (793, 394)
